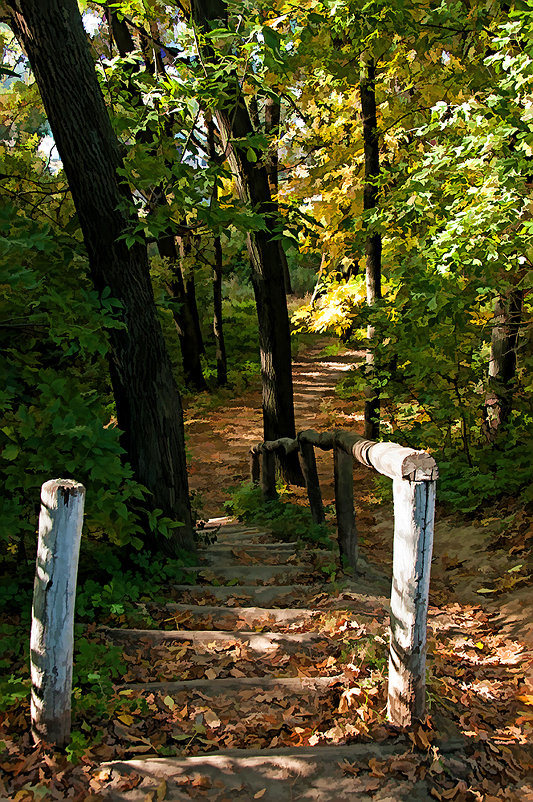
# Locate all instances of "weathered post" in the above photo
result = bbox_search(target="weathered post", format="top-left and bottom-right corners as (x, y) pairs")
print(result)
(31, 479), (85, 747)
(387, 477), (436, 727)
(261, 448), (277, 502)
(249, 447), (261, 485)
(298, 440), (325, 524)
(333, 444), (357, 575)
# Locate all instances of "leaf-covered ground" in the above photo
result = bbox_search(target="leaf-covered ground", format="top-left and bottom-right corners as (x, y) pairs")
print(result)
(1, 341), (531, 801)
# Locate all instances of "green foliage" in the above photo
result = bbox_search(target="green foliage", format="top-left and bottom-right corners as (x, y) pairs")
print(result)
(0, 201), (152, 556)
(72, 638), (126, 711)
(225, 482), (333, 549)
(290, 8), (533, 512)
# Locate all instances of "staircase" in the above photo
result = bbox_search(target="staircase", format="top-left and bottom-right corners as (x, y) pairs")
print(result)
(95, 518), (465, 801)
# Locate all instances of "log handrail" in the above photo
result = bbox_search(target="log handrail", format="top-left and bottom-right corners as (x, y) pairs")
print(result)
(249, 428), (438, 730)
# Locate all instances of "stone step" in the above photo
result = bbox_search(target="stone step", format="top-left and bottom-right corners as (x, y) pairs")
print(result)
(152, 604), (333, 630)
(103, 628), (326, 653)
(122, 674), (343, 694)
(172, 584), (389, 613)
(176, 563), (314, 584)
(172, 584), (330, 606)
(200, 542), (298, 554)
(100, 741), (433, 802)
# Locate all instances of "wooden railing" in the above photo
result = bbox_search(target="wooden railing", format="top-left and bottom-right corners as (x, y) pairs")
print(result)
(249, 429), (438, 728)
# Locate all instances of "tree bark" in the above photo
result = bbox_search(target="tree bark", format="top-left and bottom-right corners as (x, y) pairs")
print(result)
(264, 95), (293, 295)
(360, 58), (382, 440)
(191, 0), (303, 484)
(7, 0), (194, 553)
(484, 290), (522, 438)
(205, 111), (228, 386)
(108, 10), (207, 391)
(178, 234), (205, 356)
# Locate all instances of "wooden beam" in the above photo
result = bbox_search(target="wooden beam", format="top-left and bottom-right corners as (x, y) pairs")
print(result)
(387, 477), (436, 727)
(31, 479), (85, 747)
(262, 437), (299, 455)
(336, 432), (438, 482)
(333, 445), (357, 575)
(298, 440), (325, 524)
(298, 429), (335, 450)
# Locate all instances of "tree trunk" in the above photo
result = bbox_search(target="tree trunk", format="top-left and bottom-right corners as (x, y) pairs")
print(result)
(191, 0), (303, 484)
(484, 290), (522, 438)
(179, 235), (205, 356)
(205, 111), (228, 386)
(108, 9), (207, 391)
(264, 95), (292, 295)
(360, 57), (382, 440)
(7, 0), (194, 553)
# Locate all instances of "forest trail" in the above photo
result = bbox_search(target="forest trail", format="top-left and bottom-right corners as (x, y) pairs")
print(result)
(89, 341), (532, 800)
(184, 341), (367, 519)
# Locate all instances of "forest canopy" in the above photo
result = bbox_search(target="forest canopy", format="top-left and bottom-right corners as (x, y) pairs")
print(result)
(0, 0), (531, 561)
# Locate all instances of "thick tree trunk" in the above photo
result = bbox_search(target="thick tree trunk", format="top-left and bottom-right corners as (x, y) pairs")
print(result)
(360, 58), (382, 440)
(192, 0), (303, 484)
(205, 112), (228, 386)
(7, 0), (194, 553)
(264, 96), (292, 295)
(484, 290), (522, 438)
(109, 9), (207, 391)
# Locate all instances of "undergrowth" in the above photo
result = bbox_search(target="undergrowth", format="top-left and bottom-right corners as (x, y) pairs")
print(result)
(0, 543), (199, 735)
(224, 481), (333, 550)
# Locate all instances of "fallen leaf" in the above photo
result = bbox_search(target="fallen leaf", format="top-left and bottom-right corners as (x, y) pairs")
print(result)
(117, 713), (134, 726)
(204, 709), (221, 728)
(338, 760), (359, 776)
(156, 779), (167, 800)
(254, 790), (266, 799)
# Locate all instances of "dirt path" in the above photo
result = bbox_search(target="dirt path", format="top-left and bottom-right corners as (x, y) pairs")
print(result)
(186, 339), (533, 664)
(183, 339), (533, 783)
(185, 341), (366, 519)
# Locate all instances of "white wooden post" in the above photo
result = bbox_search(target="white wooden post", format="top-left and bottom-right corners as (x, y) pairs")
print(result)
(387, 477), (436, 727)
(31, 479), (85, 746)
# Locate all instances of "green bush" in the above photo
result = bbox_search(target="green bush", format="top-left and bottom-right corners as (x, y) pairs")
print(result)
(225, 481), (333, 549)
(0, 201), (149, 557)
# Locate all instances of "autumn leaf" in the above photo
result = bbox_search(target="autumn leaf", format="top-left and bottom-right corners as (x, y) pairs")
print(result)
(254, 789), (266, 799)
(204, 709), (222, 728)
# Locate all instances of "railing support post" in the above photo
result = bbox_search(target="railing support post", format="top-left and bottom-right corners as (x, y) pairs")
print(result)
(388, 477), (436, 727)
(299, 441), (325, 524)
(333, 445), (357, 575)
(249, 448), (261, 484)
(261, 449), (277, 501)
(31, 479), (85, 747)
